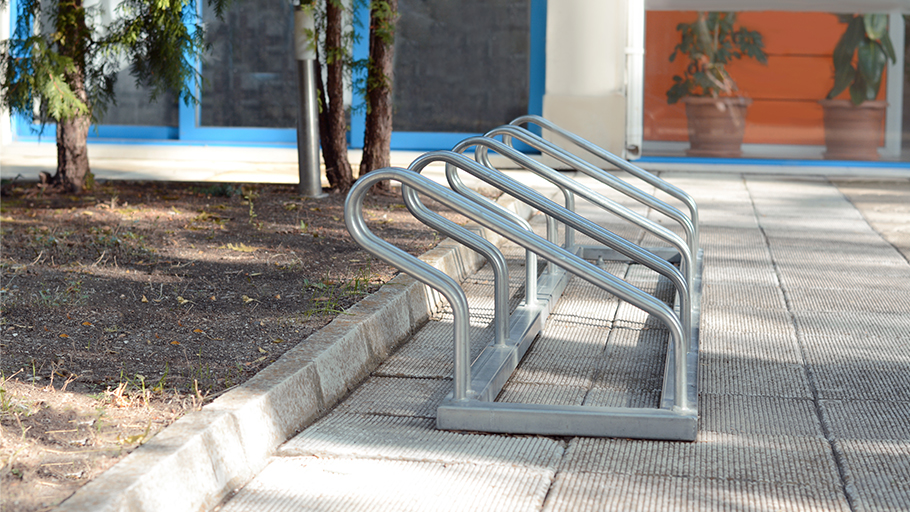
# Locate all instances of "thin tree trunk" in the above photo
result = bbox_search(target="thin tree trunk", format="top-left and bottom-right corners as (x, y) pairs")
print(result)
(359, 0), (398, 194)
(52, 0), (92, 193)
(322, 0), (353, 192)
(314, 52), (339, 181)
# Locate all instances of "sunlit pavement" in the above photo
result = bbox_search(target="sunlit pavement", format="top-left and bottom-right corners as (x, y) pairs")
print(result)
(211, 173), (910, 512)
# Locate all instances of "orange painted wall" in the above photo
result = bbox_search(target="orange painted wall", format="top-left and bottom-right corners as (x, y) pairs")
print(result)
(644, 11), (887, 145)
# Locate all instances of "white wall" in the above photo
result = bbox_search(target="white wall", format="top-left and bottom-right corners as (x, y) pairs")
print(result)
(543, 0), (629, 163)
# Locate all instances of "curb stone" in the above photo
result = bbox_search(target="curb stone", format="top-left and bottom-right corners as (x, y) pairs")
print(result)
(56, 193), (537, 512)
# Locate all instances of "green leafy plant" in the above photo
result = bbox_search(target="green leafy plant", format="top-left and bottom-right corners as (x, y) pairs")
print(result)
(667, 12), (767, 104)
(827, 14), (897, 105)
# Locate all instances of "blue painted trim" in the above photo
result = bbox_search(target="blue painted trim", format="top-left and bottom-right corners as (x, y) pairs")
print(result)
(349, 3), (371, 149)
(637, 156), (910, 168)
(390, 132), (483, 150)
(13, 114), (178, 141)
(528, 0), (546, 121)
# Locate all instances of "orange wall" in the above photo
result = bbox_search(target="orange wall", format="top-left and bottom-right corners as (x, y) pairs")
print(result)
(644, 11), (887, 145)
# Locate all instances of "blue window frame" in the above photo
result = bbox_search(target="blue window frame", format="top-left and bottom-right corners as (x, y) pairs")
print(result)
(8, 0), (546, 149)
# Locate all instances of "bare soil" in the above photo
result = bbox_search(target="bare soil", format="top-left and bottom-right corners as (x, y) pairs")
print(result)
(0, 179), (471, 511)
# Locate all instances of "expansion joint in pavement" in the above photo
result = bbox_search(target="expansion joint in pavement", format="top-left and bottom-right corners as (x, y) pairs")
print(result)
(745, 179), (858, 512)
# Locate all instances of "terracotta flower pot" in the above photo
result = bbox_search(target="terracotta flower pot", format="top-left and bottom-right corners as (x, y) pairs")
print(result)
(819, 99), (887, 161)
(683, 97), (752, 158)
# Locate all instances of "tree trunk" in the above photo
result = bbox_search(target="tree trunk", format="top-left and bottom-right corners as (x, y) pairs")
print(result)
(322, 0), (354, 192)
(314, 53), (339, 181)
(359, 0), (398, 194)
(52, 0), (92, 193)
(55, 113), (92, 193)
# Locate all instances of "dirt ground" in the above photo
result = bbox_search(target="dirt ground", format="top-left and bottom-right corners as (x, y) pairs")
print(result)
(0, 178), (474, 511)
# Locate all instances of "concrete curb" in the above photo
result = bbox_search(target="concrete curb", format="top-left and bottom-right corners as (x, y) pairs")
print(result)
(56, 194), (536, 512)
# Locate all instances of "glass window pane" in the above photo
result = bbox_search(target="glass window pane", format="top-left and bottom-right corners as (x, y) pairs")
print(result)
(200, 0), (297, 128)
(102, 69), (178, 127)
(643, 11), (908, 162)
(393, 0), (531, 133)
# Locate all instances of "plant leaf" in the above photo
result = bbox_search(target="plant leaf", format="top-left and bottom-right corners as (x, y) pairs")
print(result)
(879, 32), (897, 64)
(833, 16), (865, 70)
(863, 13), (888, 40)
(828, 63), (856, 99)
(857, 40), (887, 100)
(850, 73), (869, 105)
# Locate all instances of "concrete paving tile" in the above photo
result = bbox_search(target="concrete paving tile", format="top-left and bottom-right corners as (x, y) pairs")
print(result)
(547, 277), (621, 329)
(375, 319), (494, 379)
(785, 287), (910, 313)
(801, 335), (910, 364)
(595, 328), (668, 390)
(582, 385), (661, 409)
(777, 266), (910, 291)
(220, 456), (555, 512)
(834, 439), (910, 512)
(613, 301), (674, 331)
(571, 223), (645, 247)
(279, 414), (566, 468)
(820, 400), (910, 440)
(697, 213), (761, 229)
(525, 324), (611, 358)
(753, 205), (864, 221)
(811, 363), (910, 401)
(698, 226), (767, 247)
(699, 330), (802, 362)
(699, 394), (824, 437)
(758, 217), (877, 236)
(702, 264), (780, 287)
(700, 307), (795, 336)
(497, 382), (588, 406)
(559, 433), (842, 488)
(746, 178), (842, 196)
(793, 311), (910, 341)
(767, 242), (907, 267)
(701, 282), (787, 310)
(699, 352), (811, 399)
(330, 377), (451, 418)
(700, 244), (770, 263)
(509, 354), (601, 388)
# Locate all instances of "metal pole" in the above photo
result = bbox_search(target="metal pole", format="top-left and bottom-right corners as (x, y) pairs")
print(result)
(295, 4), (326, 198)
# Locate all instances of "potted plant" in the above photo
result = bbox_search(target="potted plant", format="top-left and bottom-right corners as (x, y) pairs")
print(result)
(820, 14), (896, 160)
(667, 12), (767, 157)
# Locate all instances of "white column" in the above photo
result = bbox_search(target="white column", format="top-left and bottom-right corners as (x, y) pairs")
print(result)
(884, 11), (904, 158)
(543, 0), (629, 165)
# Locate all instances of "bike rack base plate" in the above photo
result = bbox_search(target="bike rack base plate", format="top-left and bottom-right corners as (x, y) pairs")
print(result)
(436, 247), (703, 441)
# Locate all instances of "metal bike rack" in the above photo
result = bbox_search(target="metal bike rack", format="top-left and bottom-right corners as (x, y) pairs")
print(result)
(344, 120), (702, 441)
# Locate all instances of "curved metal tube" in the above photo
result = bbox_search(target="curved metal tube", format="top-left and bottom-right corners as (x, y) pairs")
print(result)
(400, 189), (511, 347)
(441, 159), (570, 277)
(409, 151), (690, 345)
(345, 174), (473, 401)
(486, 124), (698, 259)
(409, 160), (541, 307)
(345, 167), (691, 411)
(464, 136), (693, 299)
(510, 114), (699, 253)
(460, 136), (693, 339)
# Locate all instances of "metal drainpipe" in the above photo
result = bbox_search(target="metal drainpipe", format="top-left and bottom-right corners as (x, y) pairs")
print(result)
(295, 2), (327, 198)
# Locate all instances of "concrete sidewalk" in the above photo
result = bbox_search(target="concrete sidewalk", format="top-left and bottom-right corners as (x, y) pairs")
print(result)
(55, 169), (910, 511)
(206, 173), (910, 512)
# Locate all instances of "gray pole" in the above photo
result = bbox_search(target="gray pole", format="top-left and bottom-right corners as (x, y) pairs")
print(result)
(295, 4), (326, 198)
